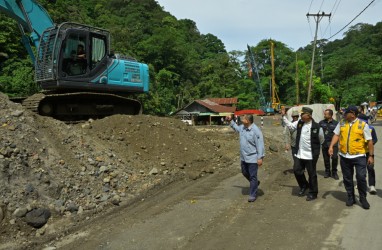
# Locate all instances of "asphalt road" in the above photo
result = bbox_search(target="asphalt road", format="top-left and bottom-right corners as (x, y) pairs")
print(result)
(335, 120), (382, 250)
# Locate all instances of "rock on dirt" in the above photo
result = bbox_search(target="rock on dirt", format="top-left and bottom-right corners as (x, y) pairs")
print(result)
(0, 92), (242, 247)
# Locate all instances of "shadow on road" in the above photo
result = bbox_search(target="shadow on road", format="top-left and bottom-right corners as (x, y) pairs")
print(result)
(279, 184), (302, 196)
(374, 189), (382, 199)
(232, 185), (265, 197)
(283, 168), (294, 175)
(321, 190), (347, 202)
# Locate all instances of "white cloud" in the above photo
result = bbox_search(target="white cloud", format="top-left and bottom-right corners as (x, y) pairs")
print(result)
(156, 0), (382, 51)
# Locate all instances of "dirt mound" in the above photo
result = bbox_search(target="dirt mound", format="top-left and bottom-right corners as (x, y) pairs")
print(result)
(0, 93), (238, 246)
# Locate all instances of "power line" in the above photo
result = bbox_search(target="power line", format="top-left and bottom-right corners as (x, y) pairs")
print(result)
(319, 0), (325, 11)
(327, 0), (376, 40)
(322, 0), (341, 38)
(308, 0), (315, 13)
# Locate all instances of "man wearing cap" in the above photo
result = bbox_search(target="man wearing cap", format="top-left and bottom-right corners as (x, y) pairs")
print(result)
(329, 106), (374, 209)
(281, 107), (325, 201)
(283, 110), (300, 172)
(358, 113), (378, 195)
(319, 109), (339, 179)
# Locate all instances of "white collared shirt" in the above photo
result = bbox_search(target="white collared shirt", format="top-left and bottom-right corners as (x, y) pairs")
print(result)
(282, 116), (325, 160)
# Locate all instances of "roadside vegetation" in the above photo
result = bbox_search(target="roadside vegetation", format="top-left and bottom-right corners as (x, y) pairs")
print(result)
(0, 0), (381, 113)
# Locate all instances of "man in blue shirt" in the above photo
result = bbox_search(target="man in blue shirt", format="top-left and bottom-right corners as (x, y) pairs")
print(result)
(226, 114), (265, 202)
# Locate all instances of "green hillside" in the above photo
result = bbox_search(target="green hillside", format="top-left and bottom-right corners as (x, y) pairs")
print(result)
(0, 0), (381, 114)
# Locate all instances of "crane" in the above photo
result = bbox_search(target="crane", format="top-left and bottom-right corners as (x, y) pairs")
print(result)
(270, 41), (281, 111)
(0, 0), (149, 120)
(247, 44), (274, 114)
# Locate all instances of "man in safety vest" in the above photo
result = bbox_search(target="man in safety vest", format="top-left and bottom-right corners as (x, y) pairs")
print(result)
(329, 106), (374, 209)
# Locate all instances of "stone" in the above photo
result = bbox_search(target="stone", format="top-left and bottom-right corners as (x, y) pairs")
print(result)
(188, 171), (200, 180)
(13, 207), (28, 218)
(149, 168), (159, 175)
(110, 195), (121, 206)
(42, 246), (56, 250)
(25, 183), (34, 193)
(99, 165), (108, 173)
(100, 194), (110, 202)
(81, 123), (92, 129)
(25, 208), (51, 228)
(66, 202), (79, 213)
(11, 110), (24, 117)
(77, 206), (84, 214)
(269, 144), (279, 152)
(0, 207), (4, 222)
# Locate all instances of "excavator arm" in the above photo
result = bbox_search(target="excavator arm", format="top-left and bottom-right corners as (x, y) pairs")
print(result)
(1, 0), (150, 120)
(0, 0), (54, 63)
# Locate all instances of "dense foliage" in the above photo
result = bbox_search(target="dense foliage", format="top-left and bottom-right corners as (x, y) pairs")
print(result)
(0, 0), (381, 114)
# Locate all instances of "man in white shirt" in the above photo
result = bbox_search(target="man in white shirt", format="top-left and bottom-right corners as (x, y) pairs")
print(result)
(282, 107), (325, 201)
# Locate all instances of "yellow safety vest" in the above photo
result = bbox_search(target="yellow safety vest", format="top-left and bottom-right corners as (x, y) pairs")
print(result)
(339, 119), (367, 155)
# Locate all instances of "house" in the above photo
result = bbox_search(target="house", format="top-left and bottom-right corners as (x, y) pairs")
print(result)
(173, 98), (237, 125)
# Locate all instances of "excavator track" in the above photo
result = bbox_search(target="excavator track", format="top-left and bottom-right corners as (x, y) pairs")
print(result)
(22, 92), (142, 121)
(22, 93), (46, 113)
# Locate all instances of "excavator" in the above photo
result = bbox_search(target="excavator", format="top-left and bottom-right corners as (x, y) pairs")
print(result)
(0, 0), (149, 120)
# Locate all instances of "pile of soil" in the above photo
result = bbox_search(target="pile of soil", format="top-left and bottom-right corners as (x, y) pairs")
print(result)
(0, 93), (243, 246)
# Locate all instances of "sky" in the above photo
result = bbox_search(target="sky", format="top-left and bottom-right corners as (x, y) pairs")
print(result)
(155, 0), (382, 52)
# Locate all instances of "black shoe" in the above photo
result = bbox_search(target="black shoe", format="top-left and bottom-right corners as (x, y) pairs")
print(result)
(360, 197), (370, 209)
(306, 194), (317, 201)
(324, 172), (331, 178)
(332, 172), (339, 180)
(346, 196), (356, 206)
(298, 187), (307, 197)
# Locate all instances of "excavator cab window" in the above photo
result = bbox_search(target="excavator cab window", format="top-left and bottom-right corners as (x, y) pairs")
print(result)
(62, 34), (88, 76)
(91, 35), (107, 70)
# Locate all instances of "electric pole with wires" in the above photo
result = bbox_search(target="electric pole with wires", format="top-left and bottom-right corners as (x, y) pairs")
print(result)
(306, 11), (331, 104)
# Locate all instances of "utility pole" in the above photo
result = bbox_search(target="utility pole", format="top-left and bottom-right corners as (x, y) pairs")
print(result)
(320, 47), (324, 80)
(306, 12), (331, 104)
(295, 53), (299, 104)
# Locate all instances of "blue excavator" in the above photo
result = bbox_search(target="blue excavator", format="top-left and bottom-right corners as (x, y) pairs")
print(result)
(0, 0), (149, 120)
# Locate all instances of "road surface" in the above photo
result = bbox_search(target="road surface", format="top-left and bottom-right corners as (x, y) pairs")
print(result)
(46, 119), (382, 250)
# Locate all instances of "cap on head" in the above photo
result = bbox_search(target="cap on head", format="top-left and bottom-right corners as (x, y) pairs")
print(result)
(291, 110), (299, 117)
(301, 107), (313, 116)
(344, 105), (358, 116)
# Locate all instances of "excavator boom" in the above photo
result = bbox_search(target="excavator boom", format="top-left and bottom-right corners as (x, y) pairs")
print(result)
(1, 0), (150, 120)
(0, 0), (53, 63)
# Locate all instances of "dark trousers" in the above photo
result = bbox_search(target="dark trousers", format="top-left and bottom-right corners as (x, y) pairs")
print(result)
(241, 161), (259, 199)
(291, 146), (298, 169)
(340, 156), (367, 198)
(322, 145), (338, 174)
(294, 156), (319, 196)
(366, 152), (376, 186)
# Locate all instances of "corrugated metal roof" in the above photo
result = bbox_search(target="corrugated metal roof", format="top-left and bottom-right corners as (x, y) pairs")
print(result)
(208, 98), (238, 105)
(196, 99), (236, 113)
